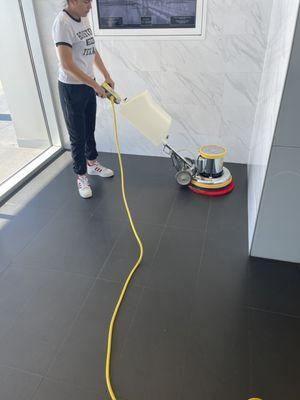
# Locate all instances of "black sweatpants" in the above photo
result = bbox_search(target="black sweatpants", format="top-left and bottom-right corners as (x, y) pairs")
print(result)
(58, 81), (98, 175)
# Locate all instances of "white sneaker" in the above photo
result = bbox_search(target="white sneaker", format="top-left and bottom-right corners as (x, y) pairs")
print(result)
(77, 175), (92, 198)
(87, 161), (114, 178)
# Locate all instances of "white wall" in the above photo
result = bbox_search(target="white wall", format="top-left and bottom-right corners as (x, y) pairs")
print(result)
(247, 0), (300, 248)
(33, 0), (274, 163)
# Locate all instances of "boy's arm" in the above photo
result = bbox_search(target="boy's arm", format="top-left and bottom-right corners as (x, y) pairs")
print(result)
(94, 49), (115, 89)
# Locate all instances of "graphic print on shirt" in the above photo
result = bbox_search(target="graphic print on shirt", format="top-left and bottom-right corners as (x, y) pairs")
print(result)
(76, 28), (95, 56)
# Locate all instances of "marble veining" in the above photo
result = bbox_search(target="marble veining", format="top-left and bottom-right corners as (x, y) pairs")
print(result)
(33, 0), (275, 165)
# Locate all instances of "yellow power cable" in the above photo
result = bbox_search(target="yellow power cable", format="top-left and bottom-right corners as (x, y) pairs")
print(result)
(105, 97), (144, 400)
(106, 97), (262, 400)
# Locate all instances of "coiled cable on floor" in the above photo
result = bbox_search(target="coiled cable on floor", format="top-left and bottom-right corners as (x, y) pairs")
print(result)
(105, 97), (144, 400)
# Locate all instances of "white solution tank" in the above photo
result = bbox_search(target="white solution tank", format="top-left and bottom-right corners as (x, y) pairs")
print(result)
(119, 90), (172, 146)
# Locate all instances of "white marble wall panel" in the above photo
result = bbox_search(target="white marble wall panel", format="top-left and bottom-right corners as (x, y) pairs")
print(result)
(222, 73), (260, 130)
(159, 70), (224, 108)
(169, 103), (222, 137)
(106, 40), (162, 72)
(222, 35), (266, 73)
(160, 38), (225, 74)
(267, 0), (300, 58)
(222, 0), (273, 37)
(248, 0), (300, 247)
(33, 0), (274, 163)
(205, 0), (229, 36)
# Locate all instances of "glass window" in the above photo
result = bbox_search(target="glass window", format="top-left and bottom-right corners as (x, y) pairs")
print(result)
(0, 0), (61, 197)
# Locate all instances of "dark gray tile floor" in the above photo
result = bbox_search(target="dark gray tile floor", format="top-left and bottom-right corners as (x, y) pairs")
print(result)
(0, 151), (300, 400)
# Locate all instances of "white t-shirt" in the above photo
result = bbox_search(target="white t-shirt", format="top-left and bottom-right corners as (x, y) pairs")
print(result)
(52, 10), (96, 84)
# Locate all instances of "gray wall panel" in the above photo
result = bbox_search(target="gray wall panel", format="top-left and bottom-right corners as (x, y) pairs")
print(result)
(251, 146), (300, 262)
(274, 8), (300, 147)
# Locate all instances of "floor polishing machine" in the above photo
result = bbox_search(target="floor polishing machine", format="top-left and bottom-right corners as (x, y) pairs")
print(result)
(101, 83), (234, 196)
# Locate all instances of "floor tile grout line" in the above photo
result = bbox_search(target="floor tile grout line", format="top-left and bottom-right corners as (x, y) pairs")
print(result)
(7, 263), (103, 280)
(86, 155), (177, 395)
(4, 207), (116, 280)
(246, 250), (252, 394)
(30, 375), (105, 399)
(0, 204), (66, 280)
(0, 263), (11, 281)
(164, 191), (181, 226)
(0, 361), (45, 380)
(111, 194), (177, 365)
(2, 200), (69, 213)
(3, 167), (72, 211)
(89, 167), (145, 220)
(0, 362), (43, 379)
(36, 220), (126, 384)
(61, 177), (176, 390)
(164, 223), (211, 233)
(116, 220), (169, 357)
(118, 287), (146, 359)
(247, 305), (254, 394)
(136, 192), (179, 287)
(247, 305), (300, 320)
(29, 272), (98, 399)
(189, 199), (212, 291)
(178, 199), (212, 400)
(30, 235), (124, 397)
(103, 189), (177, 287)
(96, 223), (127, 280)
(102, 277), (240, 297)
